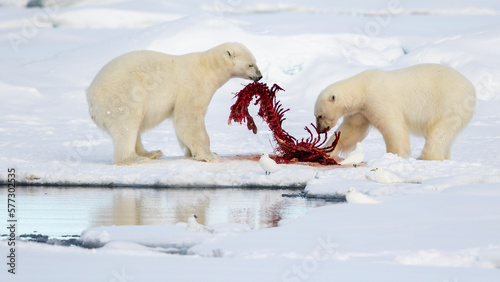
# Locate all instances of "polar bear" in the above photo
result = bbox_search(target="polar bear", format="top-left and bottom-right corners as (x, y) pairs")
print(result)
(87, 42), (262, 165)
(314, 64), (476, 161)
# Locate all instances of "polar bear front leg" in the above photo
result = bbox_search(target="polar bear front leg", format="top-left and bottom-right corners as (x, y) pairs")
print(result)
(135, 134), (163, 159)
(376, 119), (412, 158)
(176, 136), (193, 158)
(173, 112), (219, 162)
(326, 113), (370, 160)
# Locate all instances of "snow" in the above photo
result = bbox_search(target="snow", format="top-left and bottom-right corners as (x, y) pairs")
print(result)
(1, 0), (500, 281)
(345, 187), (381, 204)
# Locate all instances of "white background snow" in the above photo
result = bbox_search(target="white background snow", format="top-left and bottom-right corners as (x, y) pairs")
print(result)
(1, 0), (500, 281)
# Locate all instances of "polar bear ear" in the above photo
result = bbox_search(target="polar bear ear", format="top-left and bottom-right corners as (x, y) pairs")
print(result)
(226, 49), (235, 58)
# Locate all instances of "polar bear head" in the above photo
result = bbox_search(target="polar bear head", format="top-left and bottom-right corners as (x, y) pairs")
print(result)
(222, 42), (262, 81)
(314, 78), (364, 133)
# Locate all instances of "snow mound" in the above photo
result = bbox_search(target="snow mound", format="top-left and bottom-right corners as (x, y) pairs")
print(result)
(51, 9), (180, 28)
(79, 221), (252, 255)
(79, 224), (211, 249)
(395, 248), (499, 269)
(305, 153), (500, 198)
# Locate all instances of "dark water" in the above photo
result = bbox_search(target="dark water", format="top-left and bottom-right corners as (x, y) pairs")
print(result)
(1, 186), (335, 241)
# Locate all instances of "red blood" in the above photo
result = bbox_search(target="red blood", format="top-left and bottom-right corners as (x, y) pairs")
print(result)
(228, 81), (340, 165)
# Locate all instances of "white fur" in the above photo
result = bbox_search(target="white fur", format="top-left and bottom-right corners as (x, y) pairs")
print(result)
(87, 42), (262, 165)
(314, 64), (476, 161)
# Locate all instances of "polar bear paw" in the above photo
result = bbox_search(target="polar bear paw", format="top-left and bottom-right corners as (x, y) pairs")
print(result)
(139, 150), (163, 160)
(195, 152), (219, 162)
(115, 155), (151, 166)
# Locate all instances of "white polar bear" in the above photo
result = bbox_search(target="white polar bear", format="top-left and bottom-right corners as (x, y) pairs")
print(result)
(87, 42), (262, 165)
(314, 64), (476, 161)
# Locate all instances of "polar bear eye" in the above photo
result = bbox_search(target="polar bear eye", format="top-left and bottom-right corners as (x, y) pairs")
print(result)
(331, 95), (335, 102)
(248, 64), (254, 68)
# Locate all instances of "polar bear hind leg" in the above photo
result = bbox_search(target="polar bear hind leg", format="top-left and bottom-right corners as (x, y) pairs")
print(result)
(419, 129), (452, 161)
(109, 120), (150, 165)
(135, 134), (163, 159)
(419, 116), (463, 161)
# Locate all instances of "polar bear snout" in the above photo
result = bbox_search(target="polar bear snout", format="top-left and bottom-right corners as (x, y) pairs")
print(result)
(316, 115), (333, 133)
(250, 68), (263, 81)
(252, 74), (263, 81)
(317, 124), (331, 133)
(320, 126), (330, 133)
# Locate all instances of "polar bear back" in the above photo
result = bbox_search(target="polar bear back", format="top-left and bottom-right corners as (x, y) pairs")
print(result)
(364, 64), (475, 136)
(87, 50), (207, 132)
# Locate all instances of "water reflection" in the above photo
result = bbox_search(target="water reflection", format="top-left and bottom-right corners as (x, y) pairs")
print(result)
(1, 187), (332, 238)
